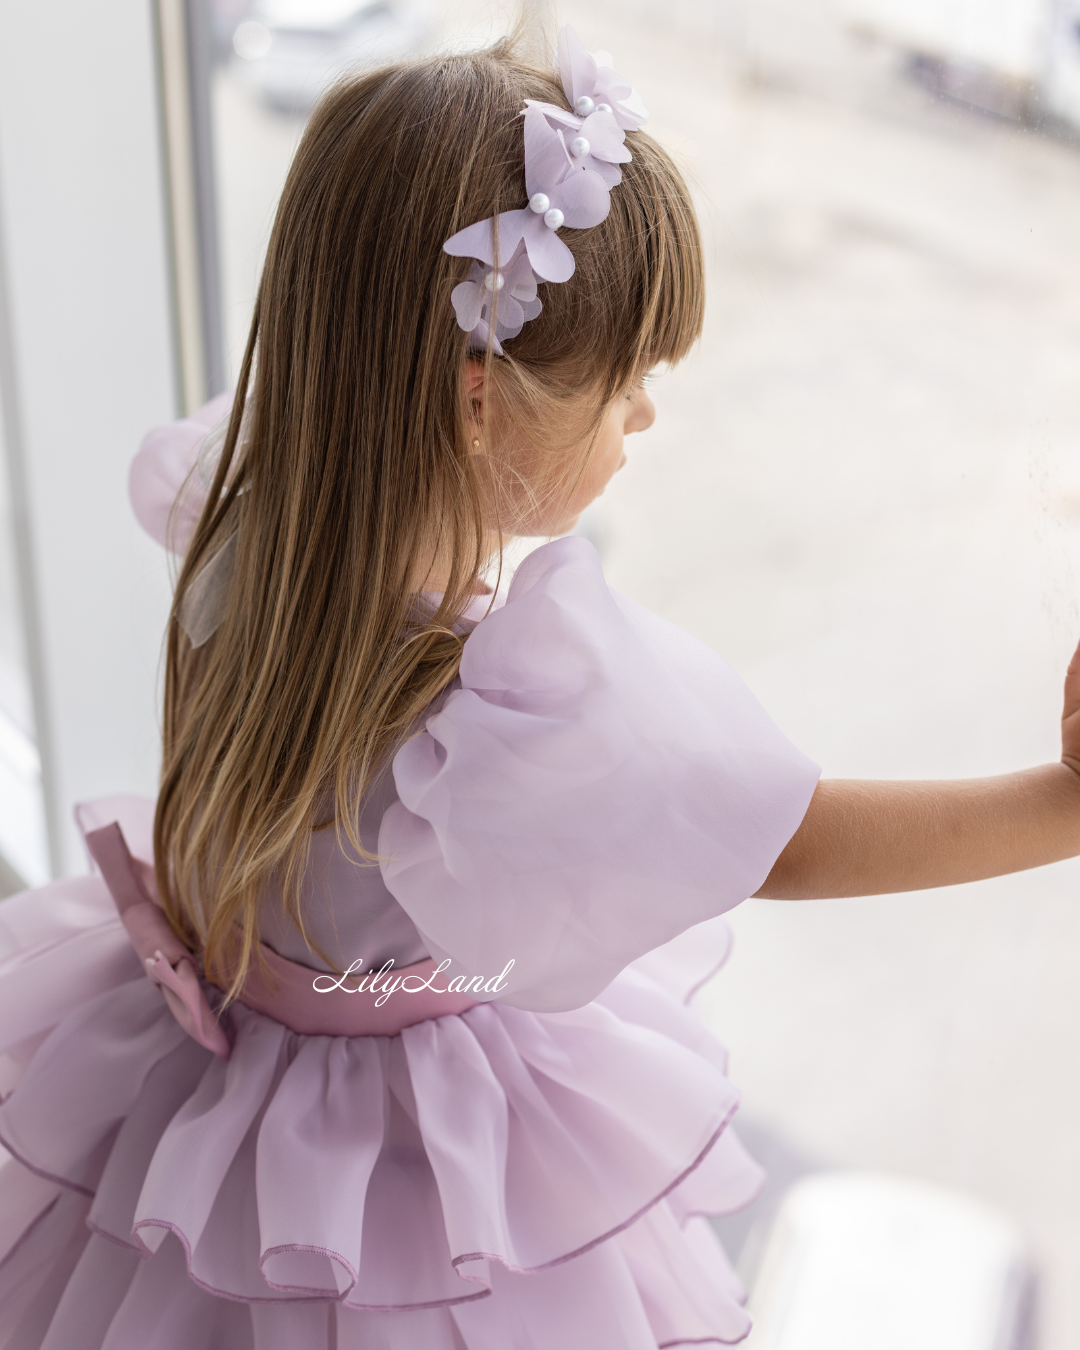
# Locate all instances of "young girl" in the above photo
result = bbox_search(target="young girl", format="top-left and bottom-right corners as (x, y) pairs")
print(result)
(2, 25), (1080, 1350)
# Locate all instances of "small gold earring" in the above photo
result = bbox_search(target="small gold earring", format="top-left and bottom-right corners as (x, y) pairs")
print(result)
(472, 438), (481, 449)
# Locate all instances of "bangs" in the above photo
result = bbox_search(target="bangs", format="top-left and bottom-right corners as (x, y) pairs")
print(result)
(497, 121), (705, 404)
(609, 132), (706, 384)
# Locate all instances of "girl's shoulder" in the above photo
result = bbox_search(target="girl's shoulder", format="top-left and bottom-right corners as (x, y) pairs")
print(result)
(458, 533), (756, 705)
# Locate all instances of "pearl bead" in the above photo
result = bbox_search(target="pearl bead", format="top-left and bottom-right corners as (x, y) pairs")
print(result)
(529, 192), (550, 214)
(543, 207), (565, 230)
(596, 102), (612, 114)
(574, 95), (595, 116)
(570, 136), (590, 157)
(483, 271), (504, 291)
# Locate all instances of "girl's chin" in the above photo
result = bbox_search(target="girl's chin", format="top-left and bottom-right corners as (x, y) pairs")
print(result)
(503, 501), (589, 539)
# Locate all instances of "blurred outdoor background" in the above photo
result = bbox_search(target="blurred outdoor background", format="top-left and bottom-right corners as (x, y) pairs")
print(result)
(5, 0), (1080, 1342)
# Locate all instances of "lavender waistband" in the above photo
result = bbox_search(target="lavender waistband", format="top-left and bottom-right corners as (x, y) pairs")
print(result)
(81, 820), (478, 1060)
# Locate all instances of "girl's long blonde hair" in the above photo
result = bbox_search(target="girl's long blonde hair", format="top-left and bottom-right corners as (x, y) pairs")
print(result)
(155, 32), (706, 998)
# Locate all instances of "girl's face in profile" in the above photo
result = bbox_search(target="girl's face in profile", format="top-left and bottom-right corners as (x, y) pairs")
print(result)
(475, 370), (657, 540)
(550, 377), (656, 535)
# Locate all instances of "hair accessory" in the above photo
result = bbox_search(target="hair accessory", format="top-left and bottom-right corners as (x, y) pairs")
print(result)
(442, 26), (648, 354)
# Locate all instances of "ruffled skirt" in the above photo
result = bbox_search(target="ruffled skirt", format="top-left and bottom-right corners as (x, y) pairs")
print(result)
(0, 875), (763, 1349)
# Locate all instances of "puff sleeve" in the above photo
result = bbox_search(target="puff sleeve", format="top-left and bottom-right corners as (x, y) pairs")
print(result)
(379, 536), (821, 1013)
(128, 392), (233, 552)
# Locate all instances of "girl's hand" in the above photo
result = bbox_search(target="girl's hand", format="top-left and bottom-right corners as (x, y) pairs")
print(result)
(1061, 637), (1080, 778)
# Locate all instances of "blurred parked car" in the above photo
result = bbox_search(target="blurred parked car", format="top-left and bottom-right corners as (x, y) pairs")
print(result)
(846, 0), (1080, 130)
(230, 0), (433, 114)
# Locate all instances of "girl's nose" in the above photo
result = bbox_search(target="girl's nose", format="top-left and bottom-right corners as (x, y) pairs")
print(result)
(628, 390), (656, 434)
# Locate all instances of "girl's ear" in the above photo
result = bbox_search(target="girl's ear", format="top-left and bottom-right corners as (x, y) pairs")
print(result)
(464, 359), (486, 452)
(463, 359), (485, 399)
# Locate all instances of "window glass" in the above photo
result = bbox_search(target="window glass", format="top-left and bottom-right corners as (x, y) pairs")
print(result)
(203, 1), (1080, 1335)
(210, 0), (501, 381)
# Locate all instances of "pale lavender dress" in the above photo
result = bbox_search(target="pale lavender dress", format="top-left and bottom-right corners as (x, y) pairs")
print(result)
(0, 396), (821, 1349)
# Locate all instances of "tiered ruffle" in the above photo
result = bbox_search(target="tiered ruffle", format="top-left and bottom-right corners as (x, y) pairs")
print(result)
(0, 876), (762, 1349)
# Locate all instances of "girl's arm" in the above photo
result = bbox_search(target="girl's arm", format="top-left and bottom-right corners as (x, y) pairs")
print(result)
(754, 641), (1080, 900)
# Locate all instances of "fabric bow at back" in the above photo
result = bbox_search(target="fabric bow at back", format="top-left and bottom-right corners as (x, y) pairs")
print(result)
(78, 803), (481, 1055)
(82, 822), (233, 1057)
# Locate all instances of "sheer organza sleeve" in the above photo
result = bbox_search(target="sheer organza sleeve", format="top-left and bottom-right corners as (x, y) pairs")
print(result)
(379, 536), (821, 1013)
(128, 392), (233, 552)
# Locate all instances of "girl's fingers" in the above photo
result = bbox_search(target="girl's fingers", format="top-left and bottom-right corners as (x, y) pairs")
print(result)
(1063, 636), (1080, 733)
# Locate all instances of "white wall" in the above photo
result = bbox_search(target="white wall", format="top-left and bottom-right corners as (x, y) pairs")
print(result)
(0, 0), (179, 875)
